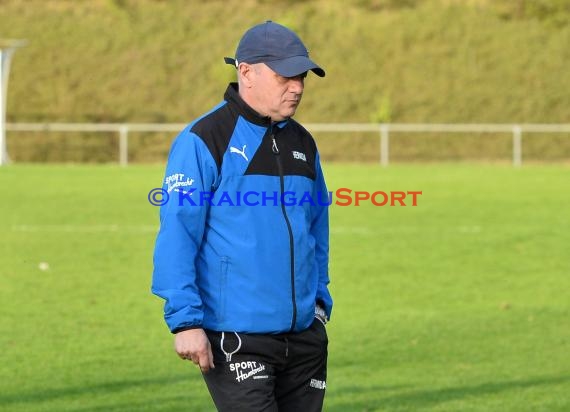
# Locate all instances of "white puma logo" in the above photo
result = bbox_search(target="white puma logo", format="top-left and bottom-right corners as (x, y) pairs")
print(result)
(230, 144), (248, 162)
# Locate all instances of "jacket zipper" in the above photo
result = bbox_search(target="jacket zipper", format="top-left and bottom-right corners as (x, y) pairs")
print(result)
(271, 133), (297, 332)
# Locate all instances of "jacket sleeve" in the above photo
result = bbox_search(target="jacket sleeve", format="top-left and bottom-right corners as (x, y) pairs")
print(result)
(151, 128), (218, 333)
(311, 152), (333, 319)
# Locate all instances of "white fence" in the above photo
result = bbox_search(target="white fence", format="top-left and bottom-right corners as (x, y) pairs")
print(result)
(6, 122), (570, 167)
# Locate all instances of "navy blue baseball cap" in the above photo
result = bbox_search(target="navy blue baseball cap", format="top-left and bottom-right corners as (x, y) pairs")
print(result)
(224, 21), (325, 78)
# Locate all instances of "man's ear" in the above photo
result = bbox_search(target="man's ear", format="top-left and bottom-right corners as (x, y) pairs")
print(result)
(238, 63), (255, 88)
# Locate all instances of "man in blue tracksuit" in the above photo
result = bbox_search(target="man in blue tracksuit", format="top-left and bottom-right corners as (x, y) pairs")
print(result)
(152, 21), (333, 411)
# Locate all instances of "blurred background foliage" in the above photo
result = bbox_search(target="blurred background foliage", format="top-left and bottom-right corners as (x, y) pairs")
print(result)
(1, 0), (569, 162)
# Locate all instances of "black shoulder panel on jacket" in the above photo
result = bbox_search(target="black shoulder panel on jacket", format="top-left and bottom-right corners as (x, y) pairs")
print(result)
(190, 103), (236, 171)
(245, 119), (317, 180)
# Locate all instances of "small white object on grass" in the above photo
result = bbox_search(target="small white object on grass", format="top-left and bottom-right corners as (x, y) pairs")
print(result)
(38, 262), (50, 271)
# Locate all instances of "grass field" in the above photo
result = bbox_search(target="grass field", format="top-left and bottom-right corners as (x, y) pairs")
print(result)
(0, 163), (569, 411)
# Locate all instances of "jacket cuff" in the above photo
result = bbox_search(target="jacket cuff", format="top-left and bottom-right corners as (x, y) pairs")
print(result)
(315, 302), (328, 324)
(171, 325), (202, 334)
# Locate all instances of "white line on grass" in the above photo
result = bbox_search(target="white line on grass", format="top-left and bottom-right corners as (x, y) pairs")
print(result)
(10, 224), (159, 233)
(332, 225), (483, 235)
(8, 224), (483, 235)
(331, 226), (374, 235)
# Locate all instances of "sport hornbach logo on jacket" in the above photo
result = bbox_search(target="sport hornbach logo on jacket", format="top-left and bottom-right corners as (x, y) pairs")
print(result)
(165, 173), (194, 193)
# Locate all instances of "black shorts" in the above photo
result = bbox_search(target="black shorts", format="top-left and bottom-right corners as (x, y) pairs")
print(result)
(203, 318), (328, 412)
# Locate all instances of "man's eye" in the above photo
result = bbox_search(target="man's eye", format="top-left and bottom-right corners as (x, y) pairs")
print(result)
(289, 73), (307, 81)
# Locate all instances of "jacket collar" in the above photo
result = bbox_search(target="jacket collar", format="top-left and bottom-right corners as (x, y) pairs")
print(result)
(224, 83), (288, 129)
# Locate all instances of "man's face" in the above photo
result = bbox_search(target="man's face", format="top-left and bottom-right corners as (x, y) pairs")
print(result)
(247, 63), (306, 122)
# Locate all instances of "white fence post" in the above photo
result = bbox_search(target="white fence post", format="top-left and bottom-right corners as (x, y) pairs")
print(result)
(512, 125), (522, 167)
(380, 124), (389, 167)
(0, 51), (5, 166)
(0, 40), (27, 166)
(119, 125), (128, 167)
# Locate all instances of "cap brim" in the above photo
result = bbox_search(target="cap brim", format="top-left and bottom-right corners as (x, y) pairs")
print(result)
(265, 55), (325, 78)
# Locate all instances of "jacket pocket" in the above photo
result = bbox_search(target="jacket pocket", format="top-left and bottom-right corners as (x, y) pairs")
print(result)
(218, 257), (229, 322)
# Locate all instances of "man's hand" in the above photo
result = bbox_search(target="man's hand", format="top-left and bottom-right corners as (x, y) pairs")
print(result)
(174, 328), (215, 372)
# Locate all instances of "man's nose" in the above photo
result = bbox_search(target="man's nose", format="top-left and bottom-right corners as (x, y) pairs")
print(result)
(288, 77), (304, 94)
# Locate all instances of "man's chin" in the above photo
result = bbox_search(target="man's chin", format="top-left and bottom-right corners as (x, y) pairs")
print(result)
(283, 108), (298, 119)
(271, 106), (299, 121)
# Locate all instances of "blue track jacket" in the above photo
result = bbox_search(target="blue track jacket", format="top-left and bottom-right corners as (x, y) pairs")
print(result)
(152, 83), (333, 334)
